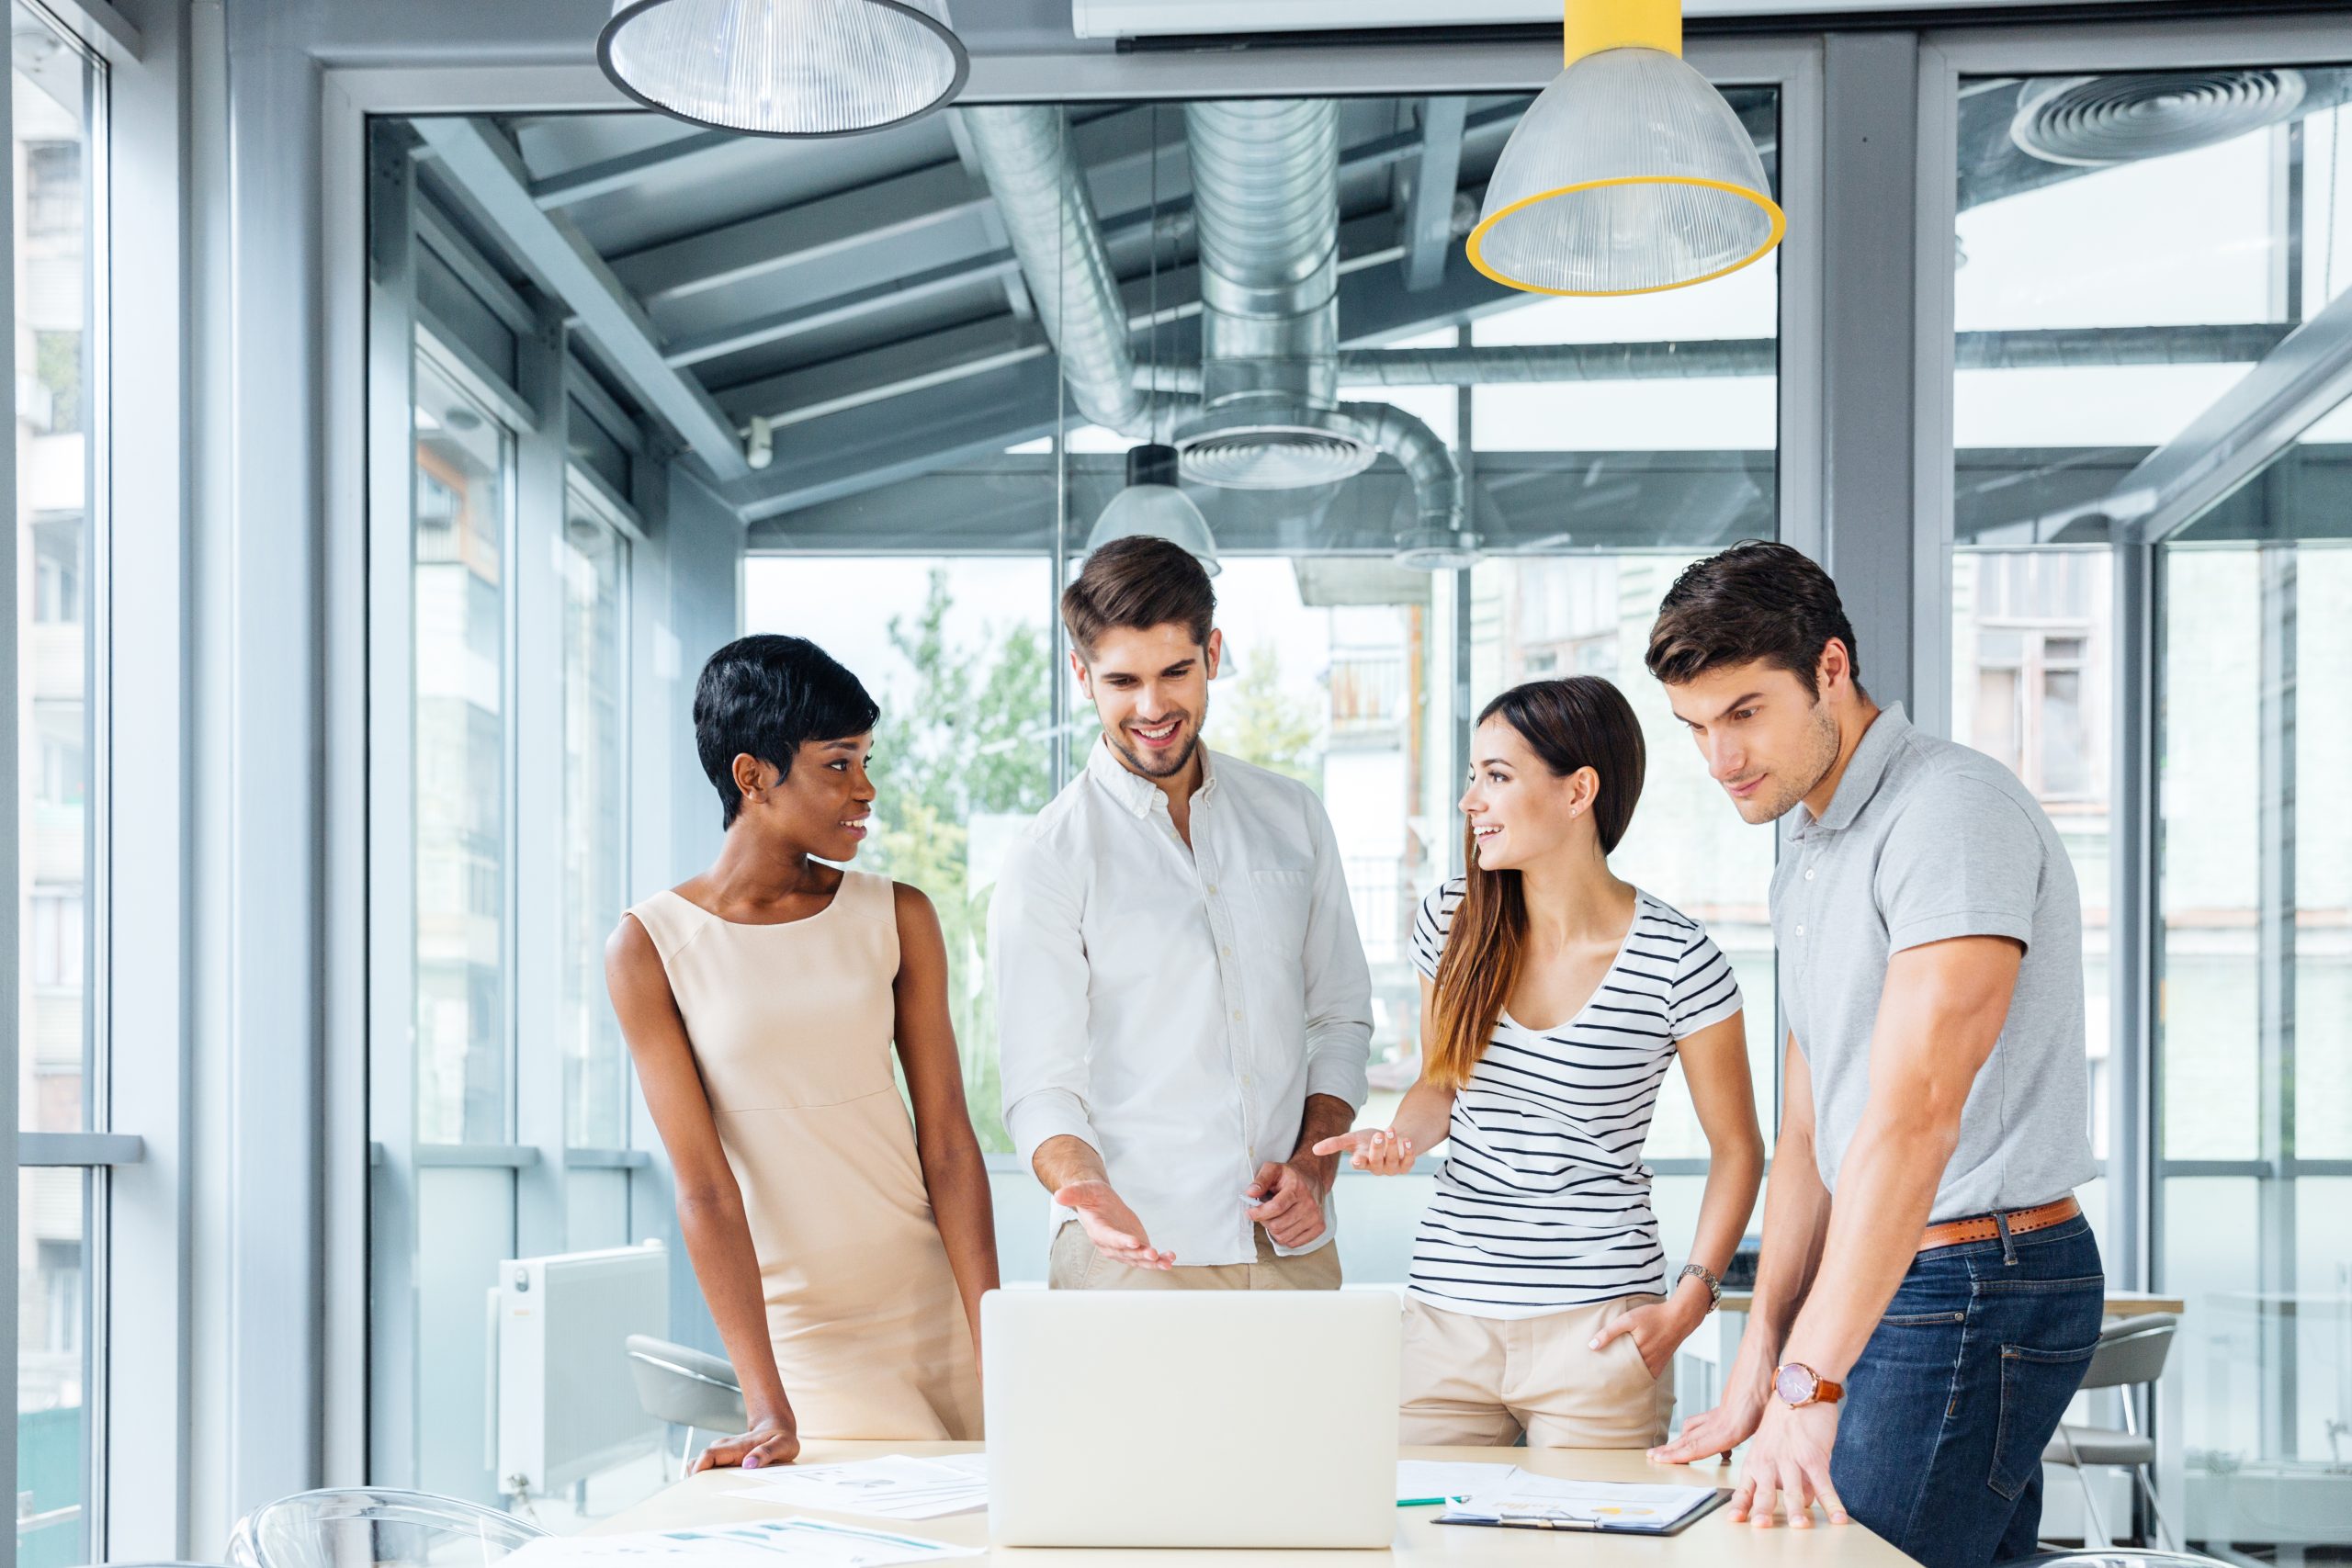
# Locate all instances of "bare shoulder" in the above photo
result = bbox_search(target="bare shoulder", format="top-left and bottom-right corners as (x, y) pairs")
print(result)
(890, 879), (941, 923)
(606, 907), (657, 967)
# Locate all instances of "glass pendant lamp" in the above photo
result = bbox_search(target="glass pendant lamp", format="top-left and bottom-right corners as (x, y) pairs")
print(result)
(1086, 444), (1221, 577)
(597, 0), (968, 138)
(1467, 0), (1784, 296)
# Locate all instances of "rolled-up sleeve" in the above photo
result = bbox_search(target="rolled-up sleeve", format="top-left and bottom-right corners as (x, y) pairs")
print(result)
(990, 832), (1101, 1165)
(1297, 800), (1374, 1111)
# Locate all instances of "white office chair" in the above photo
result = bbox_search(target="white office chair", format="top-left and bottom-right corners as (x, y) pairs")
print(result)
(626, 1333), (748, 1475)
(225, 1487), (546, 1568)
(2007, 1551), (2228, 1568)
(2042, 1314), (2179, 1551)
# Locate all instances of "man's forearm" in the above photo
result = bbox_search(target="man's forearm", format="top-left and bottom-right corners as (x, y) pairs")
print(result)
(1745, 1128), (1832, 1354)
(1779, 1114), (1955, 1379)
(1290, 1094), (1355, 1187)
(1031, 1133), (1108, 1195)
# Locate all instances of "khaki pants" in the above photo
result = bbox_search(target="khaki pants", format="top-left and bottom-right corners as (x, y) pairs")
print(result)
(1398, 1294), (1674, 1449)
(1047, 1221), (1343, 1291)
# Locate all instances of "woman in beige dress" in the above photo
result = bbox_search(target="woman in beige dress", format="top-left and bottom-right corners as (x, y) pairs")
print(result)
(606, 634), (995, 1467)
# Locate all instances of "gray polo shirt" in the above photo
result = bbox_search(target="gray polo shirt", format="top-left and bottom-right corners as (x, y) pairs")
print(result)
(1773, 704), (2096, 1223)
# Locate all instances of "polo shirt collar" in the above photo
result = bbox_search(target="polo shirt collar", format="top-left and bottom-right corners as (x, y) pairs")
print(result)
(1086, 733), (1218, 817)
(1792, 703), (1910, 839)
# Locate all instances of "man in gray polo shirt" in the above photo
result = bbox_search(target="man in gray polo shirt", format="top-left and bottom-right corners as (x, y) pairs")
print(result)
(1644, 542), (2100, 1568)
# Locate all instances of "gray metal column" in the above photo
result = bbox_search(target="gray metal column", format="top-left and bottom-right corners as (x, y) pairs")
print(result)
(220, 0), (326, 1513)
(2110, 538), (2157, 1289)
(1818, 32), (1929, 714)
(2256, 528), (2299, 1459)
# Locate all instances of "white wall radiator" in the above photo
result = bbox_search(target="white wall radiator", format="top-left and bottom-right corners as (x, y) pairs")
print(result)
(490, 1240), (669, 1498)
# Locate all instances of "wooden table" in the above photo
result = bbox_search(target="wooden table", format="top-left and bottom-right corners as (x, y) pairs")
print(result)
(593, 1442), (1920, 1565)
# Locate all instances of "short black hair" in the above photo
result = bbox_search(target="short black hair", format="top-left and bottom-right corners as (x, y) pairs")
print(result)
(1645, 540), (1865, 700)
(1062, 536), (1216, 662)
(694, 634), (879, 829)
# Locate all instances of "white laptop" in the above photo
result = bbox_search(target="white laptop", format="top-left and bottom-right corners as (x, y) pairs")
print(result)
(982, 1288), (1399, 1549)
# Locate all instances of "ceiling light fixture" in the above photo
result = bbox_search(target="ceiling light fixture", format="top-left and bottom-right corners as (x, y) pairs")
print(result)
(1467, 0), (1784, 296)
(596, 0), (968, 139)
(1086, 444), (1222, 576)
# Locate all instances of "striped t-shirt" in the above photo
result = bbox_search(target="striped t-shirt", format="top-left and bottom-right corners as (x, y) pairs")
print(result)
(1407, 879), (1744, 1318)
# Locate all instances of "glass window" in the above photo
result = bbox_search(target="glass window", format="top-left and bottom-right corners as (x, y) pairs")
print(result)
(413, 354), (513, 1145)
(743, 558), (1056, 1152)
(560, 485), (629, 1154)
(14, 6), (100, 1562)
(1955, 61), (2352, 1548)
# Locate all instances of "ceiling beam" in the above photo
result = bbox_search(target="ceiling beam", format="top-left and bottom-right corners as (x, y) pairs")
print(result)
(2098, 282), (2352, 542)
(615, 102), (1521, 328)
(530, 128), (739, 209)
(612, 156), (995, 312)
(1403, 97), (1468, 294)
(412, 117), (751, 481)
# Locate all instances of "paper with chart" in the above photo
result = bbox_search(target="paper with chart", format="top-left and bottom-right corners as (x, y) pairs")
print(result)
(1442, 1473), (1721, 1529)
(504, 1516), (981, 1568)
(726, 1454), (990, 1519)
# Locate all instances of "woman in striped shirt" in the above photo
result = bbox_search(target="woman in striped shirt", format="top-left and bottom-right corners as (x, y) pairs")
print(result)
(1317, 677), (1764, 1448)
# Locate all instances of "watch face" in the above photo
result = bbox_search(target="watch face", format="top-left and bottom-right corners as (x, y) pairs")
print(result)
(1774, 1363), (1815, 1405)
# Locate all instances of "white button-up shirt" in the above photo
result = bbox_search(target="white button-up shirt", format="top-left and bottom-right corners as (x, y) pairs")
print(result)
(990, 739), (1374, 1265)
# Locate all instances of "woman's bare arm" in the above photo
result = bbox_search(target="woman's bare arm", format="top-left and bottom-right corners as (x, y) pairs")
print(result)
(605, 913), (798, 1468)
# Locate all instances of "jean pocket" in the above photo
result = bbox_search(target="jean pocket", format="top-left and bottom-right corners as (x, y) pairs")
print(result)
(1990, 1338), (2098, 1498)
(1880, 1309), (1967, 1327)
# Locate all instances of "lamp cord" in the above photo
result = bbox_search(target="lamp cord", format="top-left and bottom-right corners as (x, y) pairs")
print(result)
(1148, 101), (1162, 446)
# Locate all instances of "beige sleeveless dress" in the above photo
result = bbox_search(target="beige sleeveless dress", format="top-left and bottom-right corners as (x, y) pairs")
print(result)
(626, 872), (982, 1440)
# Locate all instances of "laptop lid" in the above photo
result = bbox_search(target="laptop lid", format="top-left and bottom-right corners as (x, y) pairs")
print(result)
(982, 1288), (1400, 1549)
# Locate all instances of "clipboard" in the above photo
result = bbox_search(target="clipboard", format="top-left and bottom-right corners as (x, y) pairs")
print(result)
(1433, 1487), (1733, 1536)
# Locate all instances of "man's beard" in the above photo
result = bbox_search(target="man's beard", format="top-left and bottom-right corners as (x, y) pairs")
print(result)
(1748, 699), (1842, 822)
(1109, 718), (1200, 780)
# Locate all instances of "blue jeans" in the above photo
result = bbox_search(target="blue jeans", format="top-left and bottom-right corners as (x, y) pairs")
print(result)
(1830, 1213), (2105, 1568)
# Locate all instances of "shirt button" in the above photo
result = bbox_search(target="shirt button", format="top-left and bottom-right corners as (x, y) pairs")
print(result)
(1206, 883), (1219, 896)
(1221, 945), (1233, 957)
(1805, 867), (1815, 881)
(1796, 924), (1806, 936)
(1232, 1009), (1245, 1021)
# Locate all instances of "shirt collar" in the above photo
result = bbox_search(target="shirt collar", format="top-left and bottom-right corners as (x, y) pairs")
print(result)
(1790, 703), (1909, 840)
(1085, 734), (1218, 817)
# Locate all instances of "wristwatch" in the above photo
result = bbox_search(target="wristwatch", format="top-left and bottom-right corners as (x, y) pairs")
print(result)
(1677, 1262), (1723, 1312)
(1773, 1361), (1844, 1408)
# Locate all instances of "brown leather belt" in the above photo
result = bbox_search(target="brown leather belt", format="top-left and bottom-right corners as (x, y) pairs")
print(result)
(1919, 1195), (2081, 1254)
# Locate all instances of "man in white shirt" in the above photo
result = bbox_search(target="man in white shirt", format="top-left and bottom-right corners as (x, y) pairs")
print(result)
(990, 536), (1374, 1289)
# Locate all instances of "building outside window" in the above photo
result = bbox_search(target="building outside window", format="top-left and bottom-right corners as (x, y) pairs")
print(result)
(12, 6), (101, 1564)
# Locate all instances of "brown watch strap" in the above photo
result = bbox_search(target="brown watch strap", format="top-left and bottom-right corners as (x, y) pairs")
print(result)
(1815, 1377), (1844, 1404)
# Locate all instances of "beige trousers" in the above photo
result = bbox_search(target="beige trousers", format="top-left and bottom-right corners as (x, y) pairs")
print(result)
(1397, 1294), (1675, 1449)
(1047, 1221), (1344, 1291)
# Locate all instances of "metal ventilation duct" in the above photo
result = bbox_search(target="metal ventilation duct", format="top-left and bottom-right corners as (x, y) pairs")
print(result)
(2010, 71), (2307, 167)
(1175, 101), (1378, 489)
(965, 98), (1472, 566)
(956, 104), (1181, 439)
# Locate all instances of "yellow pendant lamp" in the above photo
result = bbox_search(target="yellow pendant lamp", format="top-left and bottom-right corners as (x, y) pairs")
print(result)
(1466, 0), (1785, 297)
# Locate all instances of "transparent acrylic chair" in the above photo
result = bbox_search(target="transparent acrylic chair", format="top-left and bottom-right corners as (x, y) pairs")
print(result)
(226, 1488), (548, 1568)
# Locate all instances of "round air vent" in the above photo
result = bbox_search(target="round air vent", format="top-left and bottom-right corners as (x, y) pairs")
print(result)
(1181, 429), (1376, 490)
(1174, 405), (1378, 491)
(2010, 71), (2306, 167)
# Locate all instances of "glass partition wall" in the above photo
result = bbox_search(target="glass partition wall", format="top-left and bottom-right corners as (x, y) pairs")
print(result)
(1949, 62), (2352, 1551)
(357, 28), (2351, 1550)
(739, 88), (1782, 1281)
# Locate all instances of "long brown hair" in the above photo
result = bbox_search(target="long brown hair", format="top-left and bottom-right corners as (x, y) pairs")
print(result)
(1428, 678), (1646, 1089)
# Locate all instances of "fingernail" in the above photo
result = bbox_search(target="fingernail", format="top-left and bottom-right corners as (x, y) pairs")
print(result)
(1588, 1338), (1600, 1349)
(744, 1457), (761, 1471)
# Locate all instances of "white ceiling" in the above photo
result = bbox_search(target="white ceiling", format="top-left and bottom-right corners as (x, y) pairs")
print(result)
(1070, 0), (2155, 39)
